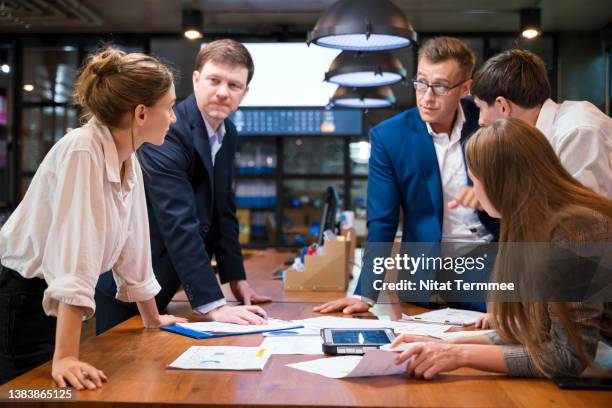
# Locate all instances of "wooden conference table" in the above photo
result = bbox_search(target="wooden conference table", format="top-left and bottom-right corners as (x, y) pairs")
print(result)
(3, 250), (610, 407)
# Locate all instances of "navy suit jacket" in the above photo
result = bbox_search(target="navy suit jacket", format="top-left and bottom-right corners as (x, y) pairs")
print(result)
(355, 99), (499, 299)
(139, 94), (245, 308)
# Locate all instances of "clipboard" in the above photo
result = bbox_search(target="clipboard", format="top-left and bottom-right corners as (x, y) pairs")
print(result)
(160, 324), (304, 339)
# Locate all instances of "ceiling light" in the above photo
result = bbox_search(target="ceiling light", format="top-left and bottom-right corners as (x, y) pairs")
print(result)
(520, 8), (541, 39)
(331, 86), (395, 108)
(325, 51), (406, 87)
(1, 64), (9, 74)
(23, 84), (34, 92)
(183, 9), (203, 40)
(308, 0), (417, 51)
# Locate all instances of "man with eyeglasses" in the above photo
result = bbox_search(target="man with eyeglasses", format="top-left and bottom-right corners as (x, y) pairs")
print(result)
(314, 37), (499, 315)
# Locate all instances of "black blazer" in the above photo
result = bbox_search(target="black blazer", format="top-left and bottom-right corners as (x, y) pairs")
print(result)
(139, 94), (245, 308)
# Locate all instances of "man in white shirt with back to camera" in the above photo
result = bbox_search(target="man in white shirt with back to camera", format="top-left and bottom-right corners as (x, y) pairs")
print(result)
(469, 48), (612, 330)
(471, 49), (612, 197)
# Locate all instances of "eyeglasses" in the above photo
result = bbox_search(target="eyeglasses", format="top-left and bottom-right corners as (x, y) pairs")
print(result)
(412, 78), (469, 96)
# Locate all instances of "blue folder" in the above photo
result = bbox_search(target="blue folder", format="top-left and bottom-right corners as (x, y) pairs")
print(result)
(160, 324), (304, 339)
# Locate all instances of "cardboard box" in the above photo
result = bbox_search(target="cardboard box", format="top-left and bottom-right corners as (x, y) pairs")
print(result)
(284, 228), (355, 291)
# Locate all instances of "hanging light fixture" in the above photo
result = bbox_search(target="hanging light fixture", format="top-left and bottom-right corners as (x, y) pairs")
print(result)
(325, 51), (406, 87)
(520, 8), (541, 39)
(183, 9), (203, 40)
(331, 86), (396, 108)
(308, 0), (417, 51)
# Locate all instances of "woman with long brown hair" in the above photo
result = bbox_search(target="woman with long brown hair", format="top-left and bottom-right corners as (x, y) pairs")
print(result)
(391, 117), (612, 378)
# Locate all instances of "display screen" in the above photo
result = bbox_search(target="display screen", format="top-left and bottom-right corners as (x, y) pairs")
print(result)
(230, 107), (363, 136)
(330, 329), (390, 345)
(239, 43), (340, 107)
(197, 42), (340, 107)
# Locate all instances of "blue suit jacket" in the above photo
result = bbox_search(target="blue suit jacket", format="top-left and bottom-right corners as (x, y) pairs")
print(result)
(355, 99), (499, 299)
(139, 95), (246, 308)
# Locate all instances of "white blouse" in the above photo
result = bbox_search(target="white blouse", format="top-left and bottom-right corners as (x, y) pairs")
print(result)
(0, 118), (161, 319)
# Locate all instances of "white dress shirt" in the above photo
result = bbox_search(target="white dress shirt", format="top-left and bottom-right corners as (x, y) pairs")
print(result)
(0, 118), (161, 319)
(426, 105), (492, 243)
(202, 114), (226, 166)
(352, 105), (492, 305)
(536, 98), (612, 198)
(193, 115), (228, 315)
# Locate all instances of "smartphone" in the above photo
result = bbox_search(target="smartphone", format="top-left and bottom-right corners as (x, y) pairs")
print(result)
(553, 376), (612, 390)
(321, 328), (396, 355)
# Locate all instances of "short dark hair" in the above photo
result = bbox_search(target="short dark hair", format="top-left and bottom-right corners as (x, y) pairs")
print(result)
(195, 39), (254, 85)
(471, 49), (550, 108)
(418, 37), (476, 79)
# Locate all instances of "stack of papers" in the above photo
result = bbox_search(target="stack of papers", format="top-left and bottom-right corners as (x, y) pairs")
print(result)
(169, 346), (271, 370)
(161, 318), (302, 339)
(295, 316), (416, 330)
(262, 327), (321, 337)
(437, 329), (494, 341)
(402, 308), (485, 326)
(177, 319), (299, 333)
(393, 322), (451, 338)
(286, 349), (408, 378)
(293, 316), (451, 338)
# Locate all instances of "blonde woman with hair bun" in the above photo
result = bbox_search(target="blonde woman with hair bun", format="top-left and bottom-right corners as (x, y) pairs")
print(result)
(0, 46), (186, 389)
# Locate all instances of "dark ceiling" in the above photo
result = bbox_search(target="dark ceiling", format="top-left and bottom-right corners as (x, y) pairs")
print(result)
(1, 0), (610, 35)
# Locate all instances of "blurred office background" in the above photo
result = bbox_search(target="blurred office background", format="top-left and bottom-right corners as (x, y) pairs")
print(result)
(0, 0), (610, 247)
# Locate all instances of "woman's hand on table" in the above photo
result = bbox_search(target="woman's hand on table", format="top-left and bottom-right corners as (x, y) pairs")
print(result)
(390, 333), (444, 348)
(394, 342), (464, 380)
(474, 313), (491, 329)
(52, 356), (107, 390)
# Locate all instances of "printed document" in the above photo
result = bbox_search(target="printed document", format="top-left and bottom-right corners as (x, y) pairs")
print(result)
(296, 316), (416, 330)
(261, 336), (324, 355)
(402, 308), (485, 326)
(168, 346), (271, 370)
(286, 349), (408, 378)
(177, 318), (299, 334)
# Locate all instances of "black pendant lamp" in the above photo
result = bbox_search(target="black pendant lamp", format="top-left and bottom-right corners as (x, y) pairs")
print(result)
(308, 0), (417, 51)
(183, 9), (203, 40)
(520, 8), (542, 39)
(325, 51), (406, 87)
(331, 86), (396, 108)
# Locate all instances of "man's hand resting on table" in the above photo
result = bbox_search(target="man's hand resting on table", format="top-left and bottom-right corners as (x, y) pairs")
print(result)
(230, 279), (272, 305)
(208, 304), (268, 325)
(312, 297), (371, 314)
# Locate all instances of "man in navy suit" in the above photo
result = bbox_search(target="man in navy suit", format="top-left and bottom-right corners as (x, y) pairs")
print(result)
(95, 39), (271, 333)
(314, 37), (499, 315)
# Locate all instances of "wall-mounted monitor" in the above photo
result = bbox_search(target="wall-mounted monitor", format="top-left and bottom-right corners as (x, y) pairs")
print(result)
(230, 107), (363, 136)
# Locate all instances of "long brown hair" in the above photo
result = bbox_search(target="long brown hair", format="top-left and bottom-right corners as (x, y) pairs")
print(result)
(466, 118), (612, 376)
